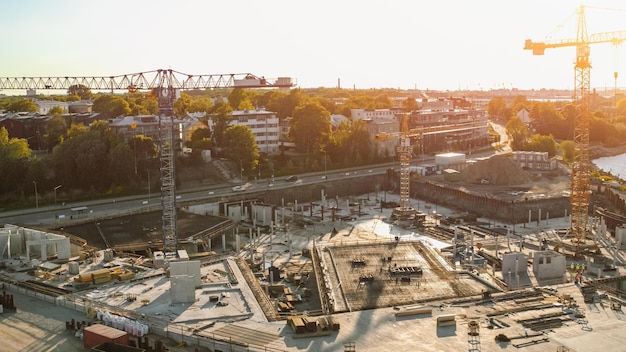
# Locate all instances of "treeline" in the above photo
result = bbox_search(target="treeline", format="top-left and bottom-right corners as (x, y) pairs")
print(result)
(489, 95), (626, 161)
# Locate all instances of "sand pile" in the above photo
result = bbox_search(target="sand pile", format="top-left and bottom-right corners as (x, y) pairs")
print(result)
(462, 155), (532, 185)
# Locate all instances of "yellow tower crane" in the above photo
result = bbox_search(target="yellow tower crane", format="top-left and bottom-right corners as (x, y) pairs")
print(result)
(524, 6), (626, 252)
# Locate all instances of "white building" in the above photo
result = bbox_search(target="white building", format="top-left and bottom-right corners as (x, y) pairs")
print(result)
(351, 109), (396, 121)
(230, 109), (280, 155)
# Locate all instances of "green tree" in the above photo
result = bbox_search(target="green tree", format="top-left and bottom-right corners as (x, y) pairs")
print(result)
(52, 121), (132, 191)
(43, 115), (67, 152)
(0, 128), (32, 196)
(228, 88), (256, 111)
(487, 97), (509, 121)
(173, 92), (192, 118)
(67, 84), (92, 100)
(48, 105), (65, 115)
(187, 128), (212, 150)
(210, 102), (233, 148)
(402, 97), (419, 112)
(526, 134), (557, 157)
(559, 140), (576, 163)
(7, 98), (38, 112)
(505, 116), (528, 151)
(189, 97), (214, 115)
(93, 95), (131, 118)
(222, 125), (259, 172)
(289, 102), (332, 154)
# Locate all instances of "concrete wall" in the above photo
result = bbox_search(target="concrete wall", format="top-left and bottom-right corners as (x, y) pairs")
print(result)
(170, 261), (202, 288)
(616, 226), (626, 250)
(170, 275), (196, 304)
(532, 251), (566, 281)
(501, 253), (529, 290)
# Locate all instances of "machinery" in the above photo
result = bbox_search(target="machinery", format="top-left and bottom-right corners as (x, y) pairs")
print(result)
(0, 69), (294, 255)
(524, 6), (626, 252)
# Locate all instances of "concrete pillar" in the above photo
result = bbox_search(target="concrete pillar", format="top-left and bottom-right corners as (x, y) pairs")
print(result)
(249, 228), (253, 247)
(207, 238), (212, 252)
(537, 209), (541, 227)
(222, 233), (226, 251)
(236, 234), (240, 252)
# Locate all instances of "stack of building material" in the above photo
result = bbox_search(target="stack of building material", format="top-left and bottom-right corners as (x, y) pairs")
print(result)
(117, 271), (136, 281)
(287, 316), (306, 334)
(436, 314), (456, 327)
(91, 269), (113, 284)
(302, 317), (317, 332)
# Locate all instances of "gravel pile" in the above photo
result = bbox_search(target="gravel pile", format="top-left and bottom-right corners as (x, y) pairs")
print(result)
(462, 155), (532, 185)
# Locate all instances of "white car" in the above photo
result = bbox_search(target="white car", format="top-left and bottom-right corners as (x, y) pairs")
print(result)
(232, 186), (244, 192)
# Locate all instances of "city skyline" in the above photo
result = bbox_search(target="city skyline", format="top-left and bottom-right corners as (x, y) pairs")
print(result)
(2, 0), (626, 92)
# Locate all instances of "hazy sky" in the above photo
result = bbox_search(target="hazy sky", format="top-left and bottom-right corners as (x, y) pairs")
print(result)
(2, 0), (626, 92)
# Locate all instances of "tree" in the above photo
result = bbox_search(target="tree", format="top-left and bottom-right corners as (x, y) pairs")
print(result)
(559, 140), (576, 163)
(173, 92), (192, 118)
(228, 88), (256, 111)
(526, 134), (557, 157)
(52, 121), (133, 191)
(222, 125), (259, 172)
(7, 98), (38, 112)
(402, 97), (419, 112)
(188, 96), (214, 115)
(43, 115), (67, 152)
(210, 102), (233, 148)
(67, 84), (92, 100)
(616, 97), (626, 114)
(187, 128), (212, 150)
(487, 97), (509, 121)
(48, 105), (65, 115)
(289, 102), (332, 154)
(0, 128), (32, 196)
(93, 95), (131, 118)
(505, 116), (528, 151)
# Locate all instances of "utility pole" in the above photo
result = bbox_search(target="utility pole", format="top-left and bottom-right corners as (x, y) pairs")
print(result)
(54, 185), (62, 206)
(323, 150), (327, 178)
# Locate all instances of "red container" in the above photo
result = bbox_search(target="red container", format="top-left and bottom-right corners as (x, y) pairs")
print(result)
(83, 324), (129, 349)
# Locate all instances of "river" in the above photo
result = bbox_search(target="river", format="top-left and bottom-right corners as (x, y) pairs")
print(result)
(593, 152), (626, 181)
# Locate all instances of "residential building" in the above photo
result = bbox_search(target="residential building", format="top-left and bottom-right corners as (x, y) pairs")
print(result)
(228, 109), (280, 155)
(0, 112), (48, 150)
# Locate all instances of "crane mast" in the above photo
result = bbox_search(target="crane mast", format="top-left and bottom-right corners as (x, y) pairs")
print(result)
(571, 6), (592, 248)
(524, 6), (626, 252)
(0, 69), (294, 255)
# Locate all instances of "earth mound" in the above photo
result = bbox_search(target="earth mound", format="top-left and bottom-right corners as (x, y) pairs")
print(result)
(462, 155), (532, 185)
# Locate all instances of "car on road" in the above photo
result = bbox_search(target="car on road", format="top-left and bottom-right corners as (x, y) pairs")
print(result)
(285, 175), (299, 182)
(232, 185), (244, 192)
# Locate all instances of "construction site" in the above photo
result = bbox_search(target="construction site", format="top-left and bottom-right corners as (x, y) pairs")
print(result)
(2, 5), (626, 349)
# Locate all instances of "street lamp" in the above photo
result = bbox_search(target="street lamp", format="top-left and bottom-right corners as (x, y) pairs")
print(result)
(323, 150), (327, 178)
(130, 122), (137, 175)
(54, 185), (62, 206)
(146, 170), (151, 200)
(33, 181), (38, 208)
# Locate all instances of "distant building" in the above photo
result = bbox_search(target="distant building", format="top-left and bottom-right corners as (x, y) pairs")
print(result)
(228, 109), (280, 155)
(0, 112), (48, 150)
(510, 151), (557, 171)
(34, 100), (68, 114)
(68, 100), (93, 114)
(108, 115), (201, 153)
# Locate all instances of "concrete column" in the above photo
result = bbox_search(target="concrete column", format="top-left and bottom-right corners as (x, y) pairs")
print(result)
(222, 233), (226, 251)
(236, 234), (240, 252)
(207, 238), (212, 252)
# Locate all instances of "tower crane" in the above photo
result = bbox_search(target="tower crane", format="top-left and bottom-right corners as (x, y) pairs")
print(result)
(524, 6), (626, 252)
(0, 69), (294, 255)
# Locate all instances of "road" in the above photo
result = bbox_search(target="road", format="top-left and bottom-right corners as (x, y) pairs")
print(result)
(2, 121), (510, 227)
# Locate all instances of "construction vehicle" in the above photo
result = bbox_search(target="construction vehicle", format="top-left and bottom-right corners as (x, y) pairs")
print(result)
(524, 6), (626, 253)
(0, 69), (294, 256)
